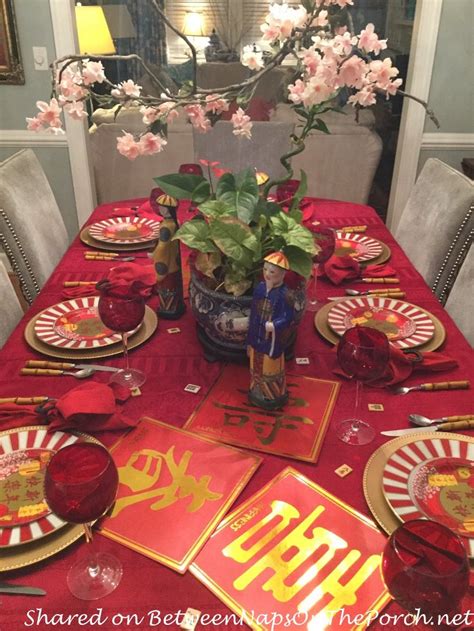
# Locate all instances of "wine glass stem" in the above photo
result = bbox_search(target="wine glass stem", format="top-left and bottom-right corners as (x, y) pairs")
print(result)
(82, 523), (100, 578)
(122, 332), (130, 372)
(351, 380), (363, 432)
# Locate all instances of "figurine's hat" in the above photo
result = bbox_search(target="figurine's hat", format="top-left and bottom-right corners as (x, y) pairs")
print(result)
(156, 193), (178, 208)
(264, 251), (290, 270)
(256, 171), (269, 186)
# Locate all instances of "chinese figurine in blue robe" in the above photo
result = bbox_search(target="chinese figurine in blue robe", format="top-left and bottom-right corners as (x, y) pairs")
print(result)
(247, 252), (294, 410)
(151, 192), (186, 319)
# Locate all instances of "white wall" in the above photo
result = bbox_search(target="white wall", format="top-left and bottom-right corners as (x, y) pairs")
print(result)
(418, 0), (474, 173)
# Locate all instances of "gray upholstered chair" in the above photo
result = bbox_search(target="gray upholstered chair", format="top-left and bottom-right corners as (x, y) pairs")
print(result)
(193, 120), (295, 186)
(0, 259), (23, 348)
(0, 149), (69, 304)
(394, 159), (473, 296)
(445, 243), (473, 346)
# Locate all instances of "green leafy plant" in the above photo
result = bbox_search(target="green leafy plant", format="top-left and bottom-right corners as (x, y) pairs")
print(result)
(154, 168), (318, 297)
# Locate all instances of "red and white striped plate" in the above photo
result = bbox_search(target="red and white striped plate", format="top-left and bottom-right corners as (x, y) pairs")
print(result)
(382, 437), (474, 556)
(327, 296), (436, 349)
(34, 296), (139, 350)
(0, 427), (82, 547)
(88, 217), (161, 245)
(335, 232), (383, 262)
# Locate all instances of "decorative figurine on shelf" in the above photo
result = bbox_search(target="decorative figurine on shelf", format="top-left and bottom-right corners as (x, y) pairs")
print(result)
(204, 28), (239, 63)
(247, 252), (294, 410)
(151, 192), (186, 319)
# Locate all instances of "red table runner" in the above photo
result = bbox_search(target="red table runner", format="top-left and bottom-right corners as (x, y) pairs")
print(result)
(1, 198), (472, 630)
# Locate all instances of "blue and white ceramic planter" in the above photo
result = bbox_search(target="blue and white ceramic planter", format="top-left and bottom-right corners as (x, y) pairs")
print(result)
(189, 269), (306, 361)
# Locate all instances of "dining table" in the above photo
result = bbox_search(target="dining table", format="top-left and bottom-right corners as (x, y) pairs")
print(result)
(0, 196), (472, 631)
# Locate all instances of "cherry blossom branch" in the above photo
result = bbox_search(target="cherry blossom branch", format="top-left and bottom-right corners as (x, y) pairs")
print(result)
(393, 88), (441, 128)
(150, 0), (198, 92)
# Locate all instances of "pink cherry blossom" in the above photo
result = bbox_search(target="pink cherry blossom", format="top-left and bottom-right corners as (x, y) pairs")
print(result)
(204, 94), (230, 115)
(111, 80), (142, 99)
(117, 132), (142, 160)
(139, 132), (167, 156)
(384, 77), (403, 97)
(231, 107), (252, 139)
(64, 100), (87, 120)
(288, 79), (306, 105)
(261, 3), (308, 42)
(35, 98), (63, 130)
(26, 116), (45, 132)
(334, 32), (357, 56)
(368, 58), (400, 90)
(241, 45), (264, 71)
(348, 87), (376, 107)
(298, 46), (321, 76)
(358, 23), (387, 55)
(337, 55), (367, 89)
(311, 10), (328, 28)
(185, 104), (211, 133)
(141, 106), (160, 125)
(82, 60), (105, 85)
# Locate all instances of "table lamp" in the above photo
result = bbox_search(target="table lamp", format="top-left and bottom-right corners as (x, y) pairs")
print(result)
(75, 4), (116, 55)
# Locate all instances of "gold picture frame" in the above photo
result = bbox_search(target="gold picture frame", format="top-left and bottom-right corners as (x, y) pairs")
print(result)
(0, 0), (24, 84)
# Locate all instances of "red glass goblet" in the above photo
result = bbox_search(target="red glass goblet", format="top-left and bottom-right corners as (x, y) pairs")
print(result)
(306, 226), (335, 312)
(44, 443), (122, 600)
(276, 179), (300, 205)
(336, 326), (389, 444)
(98, 286), (146, 388)
(382, 520), (470, 627)
(179, 163), (203, 176)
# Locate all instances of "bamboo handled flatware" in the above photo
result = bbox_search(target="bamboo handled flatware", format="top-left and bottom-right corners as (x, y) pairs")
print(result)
(393, 381), (470, 395)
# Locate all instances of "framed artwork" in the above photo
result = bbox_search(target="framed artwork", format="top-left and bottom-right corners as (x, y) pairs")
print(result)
(0, 0), (24, 84)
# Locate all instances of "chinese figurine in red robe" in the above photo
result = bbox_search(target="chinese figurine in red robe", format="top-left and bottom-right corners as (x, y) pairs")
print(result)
(151, 192), (186, 319)
(247, 252), (294, 410)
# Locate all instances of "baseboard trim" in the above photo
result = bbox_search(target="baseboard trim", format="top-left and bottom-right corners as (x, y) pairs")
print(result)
(0, 130), (68, 147)
(421, 133), (474, 150)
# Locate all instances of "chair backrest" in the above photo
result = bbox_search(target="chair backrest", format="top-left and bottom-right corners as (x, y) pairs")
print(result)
(394, 159), (474, 294)
(0, 149), (69, 304)
(445, 243), (473, 346)
(0, 259), (23, 348)
(193, 120), (295, 185)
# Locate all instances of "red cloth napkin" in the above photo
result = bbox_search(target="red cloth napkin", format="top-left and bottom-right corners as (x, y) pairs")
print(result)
(333, 344), (458, 387)
(100, 262), (156, 297)
(111, 204), (158, 220)
(0, 383), (137, 433)
(61, 285), (98, 299)
(322, 254), (397, 285)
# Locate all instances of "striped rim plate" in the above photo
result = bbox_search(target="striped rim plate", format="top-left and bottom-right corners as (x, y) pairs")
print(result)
(335, 232), (383, 262)
(0, 428), (82, 547)
(327, 296), (436, 349)
(34, 296), (139, 350)
(88, 217), (161, 244)
(382, 437), (474, 554)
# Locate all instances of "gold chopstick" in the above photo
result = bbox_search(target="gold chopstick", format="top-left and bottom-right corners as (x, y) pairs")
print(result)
(340, 225), (367, 233)
(0, 396), (49, 404)
(63, 281), (97, 287)
(361, 277), (400, 284)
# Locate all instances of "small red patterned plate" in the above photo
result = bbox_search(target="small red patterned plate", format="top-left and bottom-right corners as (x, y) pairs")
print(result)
(327, 296), (436, 349)
(88, 217), (161, 244)
(0, 427), (82, 547)
(34, 296), (139, 350)
(382, 437), (474, 556)
(334, 232), (383, 262)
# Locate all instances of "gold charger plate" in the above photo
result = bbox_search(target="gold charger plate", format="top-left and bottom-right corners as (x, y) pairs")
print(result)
(0, 426), (101, 572)
(80, 226), (157, 252)
(314, 301), (446, 352)
(25, 306), (158, 360)
(363, 431), (473, 537)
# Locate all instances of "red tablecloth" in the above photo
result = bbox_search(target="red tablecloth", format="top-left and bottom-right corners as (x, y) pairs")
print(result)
(1, 198), (473, 631)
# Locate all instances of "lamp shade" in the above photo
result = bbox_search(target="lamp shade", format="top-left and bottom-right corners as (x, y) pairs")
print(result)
(182, 12), (204, 36)
(102, 5), (136, 39)
(75, 6), (116, 55)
